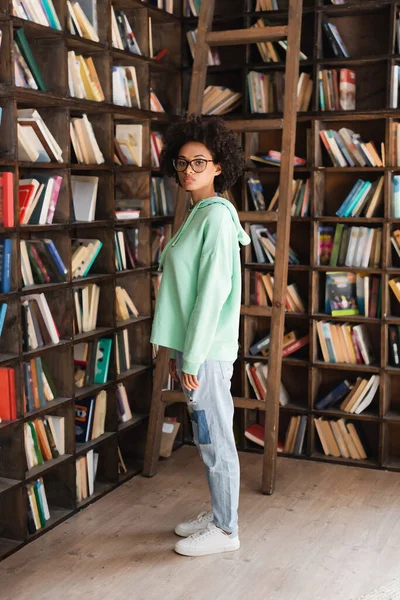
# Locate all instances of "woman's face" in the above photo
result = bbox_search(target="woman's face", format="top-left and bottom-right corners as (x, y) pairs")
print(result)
(175, 141), (221, 192)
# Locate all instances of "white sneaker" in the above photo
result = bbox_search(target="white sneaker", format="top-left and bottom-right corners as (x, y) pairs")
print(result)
(174, 523), (240, 557)
(174, 510), (214, 537)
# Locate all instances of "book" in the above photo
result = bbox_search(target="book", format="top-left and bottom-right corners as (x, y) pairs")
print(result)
(71, 176), (98, 221)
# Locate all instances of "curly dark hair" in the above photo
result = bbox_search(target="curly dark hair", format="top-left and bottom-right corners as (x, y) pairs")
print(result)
(160, 115), (245, 193)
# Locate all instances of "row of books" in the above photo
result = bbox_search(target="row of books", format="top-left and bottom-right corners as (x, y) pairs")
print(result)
(250, 330), (310, 360)
(319, 68), (355, 111)
(315, 418), (367, 460)
(245, 361), (289, 406)
(255, 272), (306, 313)
(21, 239), (67, 286)
(321, 18), (349, 58)
(76, 449), (99, 502)
(253, 19), (308, 64)
(18, 108), (63, 164)
(23, 356), (56, 413)
(115, 328), (131, 375)
(320, 128), (384, 168)
(27, 478), (51, 533)
(318, 225), (382, 268)
(66, 0), (98, 41)
(22, 293), (60, 350)
(115, 230), (137, 271)
(111, 8), (142, 54)
(251, 151), (306, 168)
(250, 224), (300, 265)
(68, 51), (104, 102)
(283, 415), (307, 455)
(317, 321), (374, 365)
(12, 0), (61, 29)
(74, 338), (112, 387)
(13, 31), (46, 92)
(75, 390), (107, 443)
(24, 415), (65, 469)
(151, 177), (174, 216)
(186, 29), (221, 66)
(72, 239), (102, 279)
(247, 71), (312, 114)
(202, 86), (242, 116)
(112, 66), (141, 109)
(248, 177), (310, 216)
(325, 272), (381, 319)
(74, 284), (99, 334)
(70, 114), (104, 165)
(335, 177), (383, 219)
(20, 176), (62, 225)
(315, 375), (379, 415)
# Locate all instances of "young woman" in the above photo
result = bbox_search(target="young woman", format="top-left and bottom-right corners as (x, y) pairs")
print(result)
(150, 115), (250, 557)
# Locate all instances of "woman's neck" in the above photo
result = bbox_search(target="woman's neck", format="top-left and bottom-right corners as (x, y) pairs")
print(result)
(191, 186), (217, 205)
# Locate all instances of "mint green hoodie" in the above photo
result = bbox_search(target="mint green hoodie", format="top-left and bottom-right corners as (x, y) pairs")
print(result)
(150, 197), (251, 375)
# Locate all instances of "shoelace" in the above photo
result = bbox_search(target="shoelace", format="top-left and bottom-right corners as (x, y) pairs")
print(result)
(191, 525), (214, 541)
(189, 511), (212, 524)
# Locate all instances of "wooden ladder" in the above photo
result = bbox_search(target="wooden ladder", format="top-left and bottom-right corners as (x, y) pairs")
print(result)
(143, 0), (303, 495)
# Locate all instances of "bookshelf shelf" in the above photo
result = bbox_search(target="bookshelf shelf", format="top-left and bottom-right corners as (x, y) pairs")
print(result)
(25, 454), (74, 481)
(75, 431), (115, 456)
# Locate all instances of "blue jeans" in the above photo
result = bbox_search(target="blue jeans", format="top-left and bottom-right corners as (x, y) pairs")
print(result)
(176, 352), (240, 537)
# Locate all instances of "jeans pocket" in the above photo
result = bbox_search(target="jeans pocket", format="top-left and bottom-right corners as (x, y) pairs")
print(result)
(219, 361), (234, 381)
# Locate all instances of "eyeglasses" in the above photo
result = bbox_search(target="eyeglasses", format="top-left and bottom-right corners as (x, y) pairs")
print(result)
(172, 158), (214, 173)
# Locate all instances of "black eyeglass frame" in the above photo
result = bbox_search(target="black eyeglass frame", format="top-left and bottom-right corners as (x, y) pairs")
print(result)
(172, 158), (214, 173)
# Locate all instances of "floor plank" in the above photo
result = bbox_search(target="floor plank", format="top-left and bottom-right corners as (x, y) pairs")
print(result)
(1, 447), (400, 600)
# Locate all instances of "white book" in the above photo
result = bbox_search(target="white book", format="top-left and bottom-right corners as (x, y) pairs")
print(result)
(353, 324), (374, 365)
(123, 328), (131, 369)
(361, 228), (375, 268)
(24, 293), (59, 344)
(17, 124), (40, 162)
(38, 177), (55, 224)
(117, 231), (127, 270)
(82, 285), (90, 332)
(71, 175), (98, 221)
(354, 375), (380, 415)
(81, 114), (105, 164)
(86, 449), (95, 496)
(89, 284), (100, 331)
(74, 288), (83, 333)
(353, 227), (368, 268)
(24, 423), (37, 469)
(111, 7), (124, 49)
(344, 226), (360, 267)
(20, 240), (34, 286)
(37, 478), (50, 520)
(66, 0), (83, 36)
(117, 383), (132, 422)
(18, 109), (63, 162)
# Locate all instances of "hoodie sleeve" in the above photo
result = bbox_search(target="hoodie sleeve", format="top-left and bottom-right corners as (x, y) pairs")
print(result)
(182, 208), (234, 375)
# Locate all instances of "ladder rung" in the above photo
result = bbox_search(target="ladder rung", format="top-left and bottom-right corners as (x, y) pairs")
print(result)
(241, 305), (272, 317)
(228, 119), (283, 132)
(238, 210), (278, 223)
(206, 26), (288, 47)
(161, 390), (267, 411)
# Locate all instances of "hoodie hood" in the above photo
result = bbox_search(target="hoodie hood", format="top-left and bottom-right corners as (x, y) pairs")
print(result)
(159, 197), (250, 271)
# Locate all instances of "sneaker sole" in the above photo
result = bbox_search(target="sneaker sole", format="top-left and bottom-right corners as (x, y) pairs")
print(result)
(174, 525), (196, 537)
(174, 540), (240, 557)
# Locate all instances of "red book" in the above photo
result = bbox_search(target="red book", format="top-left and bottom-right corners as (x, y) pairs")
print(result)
(0, 367), (15, 421)
(250, 366), (265, 400)
(339, 68), (356, 111)
(244, 423), (283, 452)
(368, 277), (379, 319)
(19, 181), (37, 224)
(282, 334), (309, 358)
(0, 172), (14, 227)
(8, 368), (16, 420)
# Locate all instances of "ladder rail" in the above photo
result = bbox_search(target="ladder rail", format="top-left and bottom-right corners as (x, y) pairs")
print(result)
(261, 0), (304, 495)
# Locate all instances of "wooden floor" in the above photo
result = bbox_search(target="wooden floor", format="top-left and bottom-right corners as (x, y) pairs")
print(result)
(1, 447), (400, 600)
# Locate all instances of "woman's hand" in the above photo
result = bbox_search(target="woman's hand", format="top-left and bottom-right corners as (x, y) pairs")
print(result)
(181, 371), (200, 391)
(169, 359), (179, 382)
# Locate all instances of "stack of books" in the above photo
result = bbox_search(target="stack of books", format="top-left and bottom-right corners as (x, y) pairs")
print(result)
(74, 339), (112, 387)
(334, 177), (384, 218)
(73, 284), (100, 334)
(245, 361), (289, 404)
(18, 109), (64, 163)
(250, 151), (306, 168)
(250, 224), (300, 265)
(115, 329), (131, 375)
(115, 286), (139, 322)
(70, 114), (105, 165)
(19, 176), (62, 225)
(186, 29), (220, 65)
(13, 31), (46, 91)
(319, 68), (356, 111)
(115, 125), (142, 167)
(248, 71), (312, 114)
(76, 449), (99, 502)
(12, 0), (61, 28)
(24, 416), (65, 468)
(249, 330), (309, 359)
(322, 18), (349, 58)
(320, 128), (384, 167)
(317, 321), (375, 365)
(325, 272), (381, 319)
(0, 367), (16, 421)
(116, 383), (133, 423)
(253, 19), (307, 63)
(283, 415), (307, 455)
(256, 272), (306, 313)
(27, 478), (51, 533)
(151, 132), (164, 168)
(317, 225), (382, 268)
(75, 390), (107, 443)
(71, 175), (98, 222)
(112, 67), (141, 108)
(202, 86), (242, 115)
(23, 357), (56, 412)
(315, 375), (379, 415)
(66, 1), (98, 41)
(111, 8), (142, 53)
(68, 51), (105, 101)
(314, 417), (367, 459)
(71, 238), (103, 279)
(0, 172), (14, 227)
(20, 239), (67, 286)
(22, 293), (60, 350)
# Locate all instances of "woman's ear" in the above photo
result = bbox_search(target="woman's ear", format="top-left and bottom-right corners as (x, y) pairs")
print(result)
(214, 163), (222, 176)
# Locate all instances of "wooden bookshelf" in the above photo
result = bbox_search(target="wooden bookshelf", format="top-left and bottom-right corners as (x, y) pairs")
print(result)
(0, 0), (183, 560)
(181, 0), (400, 475)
